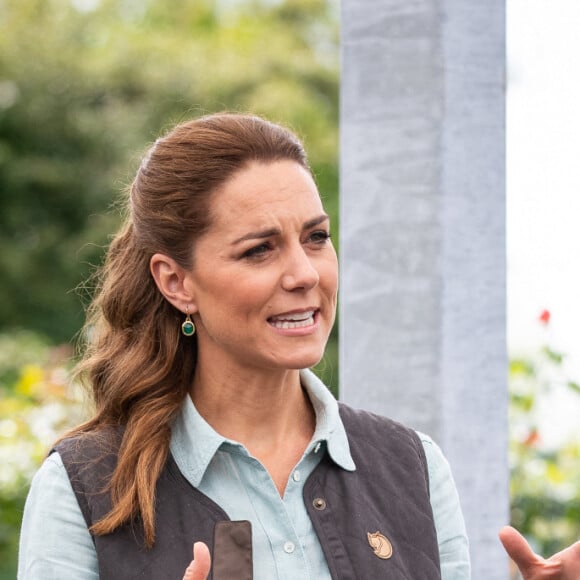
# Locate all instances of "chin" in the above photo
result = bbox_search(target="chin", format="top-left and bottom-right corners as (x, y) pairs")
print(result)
(274, 350), (326, 371)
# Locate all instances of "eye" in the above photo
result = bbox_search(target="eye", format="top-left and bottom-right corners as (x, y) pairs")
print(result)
(242, 242), (272, 259)
(308, 230), (331, 245)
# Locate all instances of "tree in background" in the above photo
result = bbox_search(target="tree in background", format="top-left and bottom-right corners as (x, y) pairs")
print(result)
(0, 0), (339, 345)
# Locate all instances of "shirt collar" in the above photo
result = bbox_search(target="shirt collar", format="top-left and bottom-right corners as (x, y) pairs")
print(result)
(170, 369), (356, 487)
(170, 394), (227, 487)
(299, 369), (356, 472)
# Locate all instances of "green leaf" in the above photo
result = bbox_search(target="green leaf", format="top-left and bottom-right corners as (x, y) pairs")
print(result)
(541, 346), (564, 365)
(509, 358), (535, 377)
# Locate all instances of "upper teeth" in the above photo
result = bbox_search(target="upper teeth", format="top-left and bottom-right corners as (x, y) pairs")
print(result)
(269, 310), (316, 329)
(271, 310), (315, 322)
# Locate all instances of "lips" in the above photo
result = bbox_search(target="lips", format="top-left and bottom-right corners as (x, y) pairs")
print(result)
(268, 309), (317, 329)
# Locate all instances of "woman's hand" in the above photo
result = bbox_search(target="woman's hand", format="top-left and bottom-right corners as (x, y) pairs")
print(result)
(499, 526), (580, 579)
(182, 542), (211, 580)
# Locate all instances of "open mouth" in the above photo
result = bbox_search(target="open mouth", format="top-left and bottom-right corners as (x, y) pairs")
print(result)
(268, 309), (317, 329)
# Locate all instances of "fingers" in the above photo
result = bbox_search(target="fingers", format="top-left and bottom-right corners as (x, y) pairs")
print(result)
(182, 542), (211, 580)
(499, 526), (542, 577)
(555, 539), (580, 578)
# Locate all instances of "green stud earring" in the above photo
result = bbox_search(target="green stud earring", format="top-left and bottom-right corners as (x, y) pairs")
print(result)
(181, 310), (196, 337)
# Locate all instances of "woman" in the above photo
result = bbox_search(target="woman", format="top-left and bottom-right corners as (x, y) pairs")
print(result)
(18, 113), (578, 579)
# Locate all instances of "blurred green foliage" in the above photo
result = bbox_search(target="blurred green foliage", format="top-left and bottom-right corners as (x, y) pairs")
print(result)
(0, 0), (339, 343)
(0, 333), (86, 579)
(508, 314), (580, 560)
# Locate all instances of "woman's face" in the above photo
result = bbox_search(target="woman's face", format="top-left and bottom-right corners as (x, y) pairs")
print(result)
(185, 160), (338, 374)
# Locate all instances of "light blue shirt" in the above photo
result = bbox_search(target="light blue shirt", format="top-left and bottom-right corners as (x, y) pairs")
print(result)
(18, 370), (470, 579)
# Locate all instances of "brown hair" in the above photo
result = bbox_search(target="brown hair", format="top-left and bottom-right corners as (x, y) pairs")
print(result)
(68, 113), (309, 546)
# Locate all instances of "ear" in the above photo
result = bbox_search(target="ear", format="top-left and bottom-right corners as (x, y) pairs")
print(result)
(150, 253), (198, 314)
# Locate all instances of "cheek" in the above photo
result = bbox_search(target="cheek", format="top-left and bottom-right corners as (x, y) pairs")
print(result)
(319, 257), (339, 297)
(215, 271), (279, 318)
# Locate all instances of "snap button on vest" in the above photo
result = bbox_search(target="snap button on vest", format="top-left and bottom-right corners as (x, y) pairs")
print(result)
(313, 497), (326, 510)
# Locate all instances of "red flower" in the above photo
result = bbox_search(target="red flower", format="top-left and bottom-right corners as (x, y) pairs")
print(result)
(523, 429), (540, 447)
(538, 309), (551, 325)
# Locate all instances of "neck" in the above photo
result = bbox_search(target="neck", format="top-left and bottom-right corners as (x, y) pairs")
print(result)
(190, 361), (315, 453)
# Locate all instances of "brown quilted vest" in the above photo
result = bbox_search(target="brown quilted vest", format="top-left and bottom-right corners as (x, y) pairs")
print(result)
(55, 404), (441, 579)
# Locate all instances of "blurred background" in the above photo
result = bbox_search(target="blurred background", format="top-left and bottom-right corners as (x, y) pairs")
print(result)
(0, 0), (578, 577)
(507, 0), (580, 573)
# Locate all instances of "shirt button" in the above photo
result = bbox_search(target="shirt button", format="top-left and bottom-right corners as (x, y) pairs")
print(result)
(283, 541), (295, 554)
(292, 470), (301, 482)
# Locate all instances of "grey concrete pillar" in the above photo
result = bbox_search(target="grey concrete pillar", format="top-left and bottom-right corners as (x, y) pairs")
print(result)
(339, 2), (508, 579)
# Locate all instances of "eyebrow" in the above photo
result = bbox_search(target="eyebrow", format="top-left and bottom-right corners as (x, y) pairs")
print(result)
(232, 214), (329, 245)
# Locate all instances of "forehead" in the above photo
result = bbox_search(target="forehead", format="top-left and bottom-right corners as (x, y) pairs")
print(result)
(208, 160), (324, 227)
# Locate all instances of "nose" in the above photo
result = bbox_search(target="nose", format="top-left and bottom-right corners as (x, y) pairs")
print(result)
(281, 244), (319, 291)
